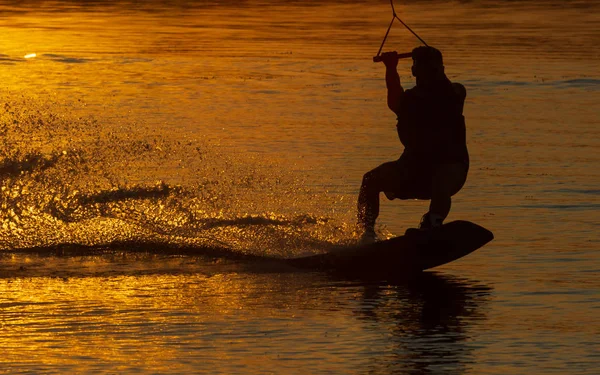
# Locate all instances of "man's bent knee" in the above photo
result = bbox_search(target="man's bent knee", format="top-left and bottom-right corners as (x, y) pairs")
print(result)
(361, 169), (387, 193)
(432, 163), (468, 198)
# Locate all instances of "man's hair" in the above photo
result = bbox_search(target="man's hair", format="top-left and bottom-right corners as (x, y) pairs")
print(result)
(412, 46), (444, 67)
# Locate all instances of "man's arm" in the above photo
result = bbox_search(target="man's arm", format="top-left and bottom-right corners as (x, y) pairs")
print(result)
(452, 82), (467, 114)
(381, 52), (404, 114)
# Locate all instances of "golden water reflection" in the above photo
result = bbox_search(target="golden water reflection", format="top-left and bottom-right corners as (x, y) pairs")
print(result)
(0, 0), (598, 373)
(0, 253), (492, 373)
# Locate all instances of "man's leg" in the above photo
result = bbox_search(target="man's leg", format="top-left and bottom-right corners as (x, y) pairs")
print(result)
(357, 161), (402, 233)
(423, 163), (468, 228)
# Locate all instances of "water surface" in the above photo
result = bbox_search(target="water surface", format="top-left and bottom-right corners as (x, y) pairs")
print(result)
(0, 0), (598, 373)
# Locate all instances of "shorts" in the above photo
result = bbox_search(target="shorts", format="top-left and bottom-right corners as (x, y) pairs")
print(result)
(366, 154), (468, 200)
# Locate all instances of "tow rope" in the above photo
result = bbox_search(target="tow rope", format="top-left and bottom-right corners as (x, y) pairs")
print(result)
(373, 0), (429, 62)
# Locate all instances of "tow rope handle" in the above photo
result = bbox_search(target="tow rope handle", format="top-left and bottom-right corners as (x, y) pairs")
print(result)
(373, 0), (428, 63)
(373, 52), (412, 63)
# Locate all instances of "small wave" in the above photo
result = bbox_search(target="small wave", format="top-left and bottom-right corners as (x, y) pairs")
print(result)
(544, 78), (600, 90)
(519, 203), (600, 211)
(3, 239), (264, 261)
(0, 152), (64, 178)
(76, 183), (172, 206)
(465, 78), (600, 91)
(193, 214), (327, 230)
(117, 57), (154, 64)
(557, 78), (600, 88)
(464, 79), (531, 88)
(0, 54), (21, 64)
(546, 188), (600, 195)
(41, 54), (93, 64)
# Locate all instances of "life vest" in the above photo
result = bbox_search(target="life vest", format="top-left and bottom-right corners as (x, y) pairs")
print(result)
(396, 79), (469, 165)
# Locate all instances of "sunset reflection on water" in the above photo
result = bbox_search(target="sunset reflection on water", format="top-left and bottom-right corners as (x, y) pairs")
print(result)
(1, 255), (493, 373)
(0, 0), (598, 373)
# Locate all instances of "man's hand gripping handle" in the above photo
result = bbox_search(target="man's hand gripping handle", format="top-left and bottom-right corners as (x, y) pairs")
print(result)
(373, 51), (412, 63)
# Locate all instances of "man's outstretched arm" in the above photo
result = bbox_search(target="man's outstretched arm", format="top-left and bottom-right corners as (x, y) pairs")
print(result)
(381, 52), (404, 114)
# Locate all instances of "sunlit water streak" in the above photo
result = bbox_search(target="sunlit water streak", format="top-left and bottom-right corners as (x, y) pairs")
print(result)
(0, 0), (598, 373)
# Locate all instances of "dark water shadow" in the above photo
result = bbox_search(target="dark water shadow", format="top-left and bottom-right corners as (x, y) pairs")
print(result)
(227, 267), (493, 373)
(352, 272), (493, 374)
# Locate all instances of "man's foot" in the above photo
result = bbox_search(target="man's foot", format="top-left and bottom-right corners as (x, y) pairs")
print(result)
(405, 213), (444, 240)
(358, 228), (378, 245)
(418, 212), (444, 230)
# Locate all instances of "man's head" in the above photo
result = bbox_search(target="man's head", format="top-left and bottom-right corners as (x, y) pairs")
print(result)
(411, 46), (445, 81)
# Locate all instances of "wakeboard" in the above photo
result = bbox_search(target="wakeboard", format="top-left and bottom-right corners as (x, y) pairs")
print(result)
(286, 220), (493, 279)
